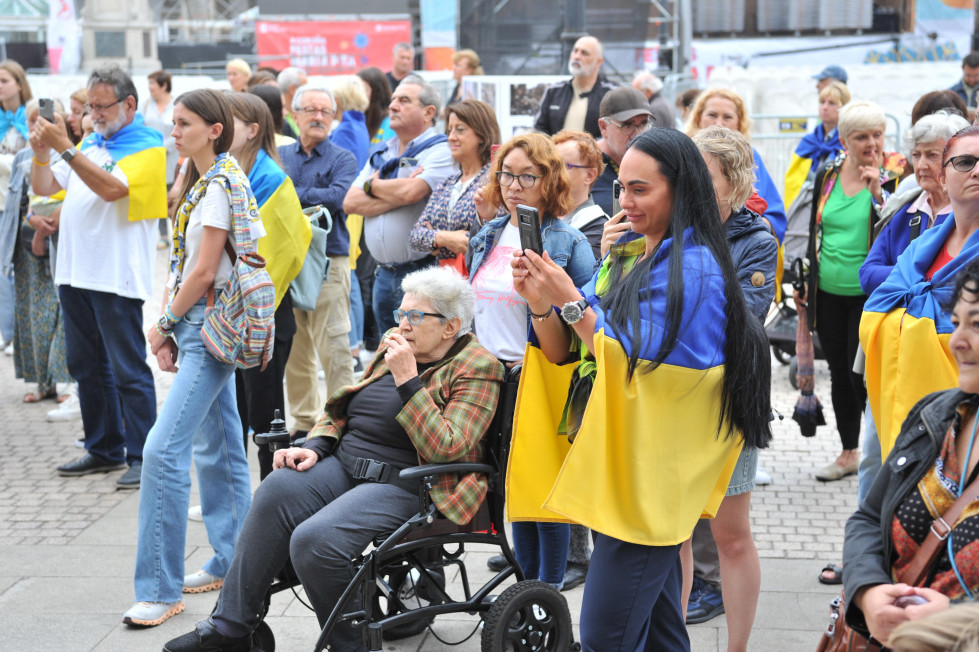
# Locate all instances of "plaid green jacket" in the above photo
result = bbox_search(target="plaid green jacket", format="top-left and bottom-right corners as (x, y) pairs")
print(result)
(307, 332), (505, 524)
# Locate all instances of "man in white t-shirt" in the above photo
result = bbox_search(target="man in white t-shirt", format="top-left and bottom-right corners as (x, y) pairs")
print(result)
(31, 65), (167, 489)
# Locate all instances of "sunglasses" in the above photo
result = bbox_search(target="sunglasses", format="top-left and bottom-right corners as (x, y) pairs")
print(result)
(944, 154), (979, 173)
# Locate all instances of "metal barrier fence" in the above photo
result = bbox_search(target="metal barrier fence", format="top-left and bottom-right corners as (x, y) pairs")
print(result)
(749, 112), (903, 197)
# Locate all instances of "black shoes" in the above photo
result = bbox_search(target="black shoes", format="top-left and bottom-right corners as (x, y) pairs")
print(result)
(561, 565), (587, 592)
(116, 462), (142, 489)
(56, 453), (127, 477)
(163, 618), (251, 652)
(486, 554), (508, 572)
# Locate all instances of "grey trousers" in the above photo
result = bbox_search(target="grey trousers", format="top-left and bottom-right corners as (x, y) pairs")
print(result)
(212, 455), (418, 652)
(691, 519), (722, 586)
(568, 523), (592, 568)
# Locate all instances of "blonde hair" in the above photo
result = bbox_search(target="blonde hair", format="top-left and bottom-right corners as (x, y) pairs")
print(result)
(889, 603), (979, 652)
(692, 125), (756, 213)
(226, 58), (252, 76)
(0, 60), (32, 105)
(453, 49), (484, 76)
(838, 100), (886, 143)
(819, 80), (851, 107)
(330, 76), (369, 113)
(684, 87), (751, 138)
(551, 129), (605, 187)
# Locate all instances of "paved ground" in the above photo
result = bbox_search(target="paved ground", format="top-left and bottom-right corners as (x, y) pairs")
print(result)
(0, 249), (856, 651)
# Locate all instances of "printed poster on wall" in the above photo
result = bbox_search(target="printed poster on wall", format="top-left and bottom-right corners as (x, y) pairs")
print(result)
(256, 20), (411, 74)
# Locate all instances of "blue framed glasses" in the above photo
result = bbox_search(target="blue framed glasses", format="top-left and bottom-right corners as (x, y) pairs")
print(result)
(392, 309), (445, 325)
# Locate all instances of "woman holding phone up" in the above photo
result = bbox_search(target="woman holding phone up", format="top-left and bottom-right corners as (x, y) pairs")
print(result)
(468, 132), (594, 589)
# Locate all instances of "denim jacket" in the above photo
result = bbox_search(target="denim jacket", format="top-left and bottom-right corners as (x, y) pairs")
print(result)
(468, 214), (596, 333)
(0, 147), (30, 274)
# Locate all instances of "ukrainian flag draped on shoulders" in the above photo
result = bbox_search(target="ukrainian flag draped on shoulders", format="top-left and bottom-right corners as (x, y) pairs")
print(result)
(80, 114), (167, 222)
(506, 229), (743, 546)
(783, 124), (842, 209)
(860, 215), (979, 458)
(247, 149), (310, 308)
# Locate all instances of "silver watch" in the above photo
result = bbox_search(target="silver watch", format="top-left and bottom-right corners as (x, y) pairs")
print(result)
(560, 298), (589, 325)
(60, 147), (76, 163)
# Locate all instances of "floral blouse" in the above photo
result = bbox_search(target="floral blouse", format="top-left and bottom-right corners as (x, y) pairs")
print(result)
(409, 164), (489, 260)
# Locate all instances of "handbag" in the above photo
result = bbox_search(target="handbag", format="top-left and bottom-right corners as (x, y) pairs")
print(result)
(816, 471), (979, 651)
(289, 205), (333, 311)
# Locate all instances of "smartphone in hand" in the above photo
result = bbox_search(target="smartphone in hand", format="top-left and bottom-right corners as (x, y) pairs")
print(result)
(38, 98), (55, 124)
(516, 204), (544, 256)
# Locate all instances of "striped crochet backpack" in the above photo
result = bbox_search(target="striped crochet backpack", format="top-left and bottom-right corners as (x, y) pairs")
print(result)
(198, 163), (276, 371)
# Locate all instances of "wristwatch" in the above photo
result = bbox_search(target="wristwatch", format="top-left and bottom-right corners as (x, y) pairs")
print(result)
(363, 178), (375, 198)
(60, 147), (76, 163)
(560, 298), (590, 325)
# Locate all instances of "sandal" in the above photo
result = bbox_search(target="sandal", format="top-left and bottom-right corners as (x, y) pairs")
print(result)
(818, 563), (843, 585)
(23, 389), (57, 403)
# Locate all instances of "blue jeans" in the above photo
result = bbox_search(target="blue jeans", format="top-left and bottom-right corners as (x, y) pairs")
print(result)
(857, 403), (882, 505)
(372, 257), (435, 335)
(134, 300), (252, 602)
(580, 535), (689, 652)
(58, 285), (156, 464)
(512, 521), (570, 588)
(0, 268), (14, 343)
(348, 269), (363, 348)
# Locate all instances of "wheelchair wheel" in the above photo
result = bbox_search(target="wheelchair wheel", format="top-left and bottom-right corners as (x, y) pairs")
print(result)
(251, 621), (275, 652)
(480, 580), (572, 652)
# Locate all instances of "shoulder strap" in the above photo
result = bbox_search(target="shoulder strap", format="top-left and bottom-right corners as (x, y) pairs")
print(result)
(205, 240), (237, 309)
(906, 470), (979, 587)
(909, 214), (922, 241)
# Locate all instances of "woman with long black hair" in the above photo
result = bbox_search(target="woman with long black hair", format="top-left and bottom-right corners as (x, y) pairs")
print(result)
(511, 127), (772, 649)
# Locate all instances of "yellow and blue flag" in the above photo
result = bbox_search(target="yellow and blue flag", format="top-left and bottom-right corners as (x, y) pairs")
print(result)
(248, 149), (310, 309)
(506, 231), (743, 546)
(783, 125), (843, 209)
(860, 215), (977, 458)
(80, 114), (167, 222)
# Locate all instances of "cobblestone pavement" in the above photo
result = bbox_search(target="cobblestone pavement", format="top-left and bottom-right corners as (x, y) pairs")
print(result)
(0, 249), (855, 650)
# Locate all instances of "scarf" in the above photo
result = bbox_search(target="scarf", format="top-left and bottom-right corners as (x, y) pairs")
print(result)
(169, 152), (260, 295)
(793, 123), (842, 168)
(368, 133), (448, 180)
(81, 113), (161, 160)
(0, 105), (28, 141)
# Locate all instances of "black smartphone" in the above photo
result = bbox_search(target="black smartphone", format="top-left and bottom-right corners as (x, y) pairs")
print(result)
(39, 98), (55, 124)
(516, 204), (543, 256)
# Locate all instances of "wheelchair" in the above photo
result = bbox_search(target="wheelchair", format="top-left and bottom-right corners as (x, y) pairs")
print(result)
(251, 365), (580, 652)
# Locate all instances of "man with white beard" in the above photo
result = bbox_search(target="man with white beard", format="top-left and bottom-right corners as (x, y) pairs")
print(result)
(533, 35), (618, 139)
(30, 64), (166, 489)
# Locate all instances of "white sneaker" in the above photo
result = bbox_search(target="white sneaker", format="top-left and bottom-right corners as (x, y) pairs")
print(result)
(122, 600), (184, 626)
(3, 341), (12, 356)
(188, 505), (203, 521)
(755, 467), (772, 486)
(182, 569), (223, 593)
(47, 394), (81, 422)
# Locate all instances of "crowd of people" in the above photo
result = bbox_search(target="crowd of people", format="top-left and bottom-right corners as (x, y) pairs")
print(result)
(3, 35), (979, 652)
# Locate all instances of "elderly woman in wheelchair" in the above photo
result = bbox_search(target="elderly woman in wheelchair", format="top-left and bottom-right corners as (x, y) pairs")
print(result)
(164, 267), (506, 652)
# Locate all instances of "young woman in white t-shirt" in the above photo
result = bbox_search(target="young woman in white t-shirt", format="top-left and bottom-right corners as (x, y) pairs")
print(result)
(467, 133), (595, 590)
(124, 89), (261, 628)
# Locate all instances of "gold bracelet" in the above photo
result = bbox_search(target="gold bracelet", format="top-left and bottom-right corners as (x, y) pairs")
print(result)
(31, 156), (50, 167)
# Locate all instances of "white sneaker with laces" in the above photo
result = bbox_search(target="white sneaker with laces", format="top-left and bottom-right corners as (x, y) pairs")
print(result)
(122, 600), (184, 627)
(47, 393), (81, 422)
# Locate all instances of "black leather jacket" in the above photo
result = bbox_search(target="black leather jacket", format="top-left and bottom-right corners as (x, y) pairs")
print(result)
(842, 388), (971, 637)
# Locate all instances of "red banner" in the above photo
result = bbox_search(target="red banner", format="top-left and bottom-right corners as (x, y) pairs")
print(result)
(256, 19), (412, 75)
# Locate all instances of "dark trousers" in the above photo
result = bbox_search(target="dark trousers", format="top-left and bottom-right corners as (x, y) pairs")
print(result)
(580, 534), (689, 652)
(371, 257), (435, 335)
(212, 455), (418, 652)
(815, 289), (867, 450)
(354, 231), (379, 350)
(235, 294), (297, 479)
(58, 285), (156, 464)
(512, 521), (570, 586)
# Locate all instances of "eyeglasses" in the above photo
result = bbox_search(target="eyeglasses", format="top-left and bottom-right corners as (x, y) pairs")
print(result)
(944, 154), (979, 173)
(393, 309), (445, 325)
(496, 171), (541, 189)
(606, 117), (652, 136)
(83, 99), (121, 114)
(298, 106), (335, 118)
(565, 162), (592, 172)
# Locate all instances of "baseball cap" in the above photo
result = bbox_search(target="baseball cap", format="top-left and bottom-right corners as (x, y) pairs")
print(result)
(599, 87), (653, 122)
(812, 65), (848, 84)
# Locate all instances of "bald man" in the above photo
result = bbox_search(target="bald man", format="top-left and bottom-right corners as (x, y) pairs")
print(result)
(533, 35), (618, 139)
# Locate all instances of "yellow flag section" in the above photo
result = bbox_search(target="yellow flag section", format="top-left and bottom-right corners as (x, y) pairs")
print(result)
(860, 309), (955, 458)
(507, 332), (742, 546)
(117, 146), (168, 222)
(505, 344), (578, 524)
(248, 149), (311, 309)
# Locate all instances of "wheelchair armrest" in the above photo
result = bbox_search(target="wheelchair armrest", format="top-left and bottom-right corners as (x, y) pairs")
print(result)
(399, 463), (495, 483)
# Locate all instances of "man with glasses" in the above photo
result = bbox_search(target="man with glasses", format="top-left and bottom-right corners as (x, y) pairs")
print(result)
(30, 64), (167, 488)
(533, 35), (618, 139)
(591, 87), (654, 216)
(279, 84), (360, 438)
(343, 75), (454, 337)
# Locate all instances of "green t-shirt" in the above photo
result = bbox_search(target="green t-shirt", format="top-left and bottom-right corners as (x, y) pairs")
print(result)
(818, 181), (870, 296)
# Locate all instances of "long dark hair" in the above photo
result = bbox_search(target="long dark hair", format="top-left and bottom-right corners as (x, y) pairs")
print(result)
(357, 67), (392, 138)
(600, 128), (771, 446)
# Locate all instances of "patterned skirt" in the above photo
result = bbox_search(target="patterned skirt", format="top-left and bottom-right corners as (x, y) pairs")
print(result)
(13, 244), (71, 392)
